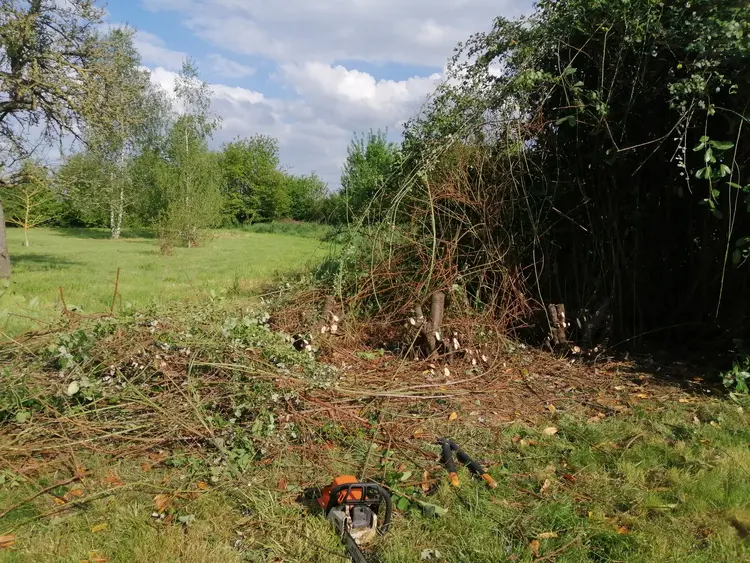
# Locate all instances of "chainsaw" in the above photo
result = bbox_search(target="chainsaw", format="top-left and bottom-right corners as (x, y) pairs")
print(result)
(317, 475), (392, 563)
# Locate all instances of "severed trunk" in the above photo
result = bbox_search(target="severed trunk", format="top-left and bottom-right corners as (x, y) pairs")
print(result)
(0, 201), (10, 279)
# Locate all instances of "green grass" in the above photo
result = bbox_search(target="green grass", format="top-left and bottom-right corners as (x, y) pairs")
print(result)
(0, 227), (331, 337)
(1, 400), (748, 562)
(239, 220), (335, 240)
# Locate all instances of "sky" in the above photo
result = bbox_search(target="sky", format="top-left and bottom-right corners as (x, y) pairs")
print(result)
(106, 0), (534, 189)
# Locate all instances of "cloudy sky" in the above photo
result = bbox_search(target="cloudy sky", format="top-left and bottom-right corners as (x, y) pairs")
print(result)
(109, 0), (534, 188)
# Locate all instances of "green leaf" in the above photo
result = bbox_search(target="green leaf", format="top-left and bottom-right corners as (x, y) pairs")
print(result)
(732, 249), (742, 266)
(399, 471), (413, 482)
(563, 66), (577, 76)
(415, 499), (449, 518)
(709, 141), (734, 151)
(555, 115), (576, 126)
(66, 381), (80, 396)
(14, 411), (31, 424)
(728, 182), (744, 190)
(719, 164), (731, 177)
(177, 514), (196, 525)
(704, 148), (715, 164)
(396, 496), (410, 511)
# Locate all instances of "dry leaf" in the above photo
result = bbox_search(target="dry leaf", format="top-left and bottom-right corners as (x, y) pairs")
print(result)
(562, 473), (577, 483)
(543, 427), (559, 436)
(53, 497), (67, 505)
(528, 539), (541, 557)
(540, 478), (551, 495)
(103, 473), (124, 486)
(547, 404), (557, 414)
(91, 523), (108, 533)
(616, 526), (630, 535)
(196, 481), (209, 491)
(148, 451), (169, 463)
(153, 494), (171, 513)
(448, 412), (458, 422)
(140, 462), (152, 472)
(0, 535), (16, 549)
(412, 429), (425, 439)
(277, 478), (288, 491)
(65, 488), (84, 500)
(678, 398), (689, 404)
(537, 531), (559, 540)
(421, 470), (431, 493)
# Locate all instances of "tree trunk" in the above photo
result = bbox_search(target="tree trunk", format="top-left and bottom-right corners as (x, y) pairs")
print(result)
(0, 201), (11, 279)
(23, 227), (29, 247)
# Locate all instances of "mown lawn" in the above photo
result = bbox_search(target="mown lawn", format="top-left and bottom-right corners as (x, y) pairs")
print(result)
(0, 227), (331, 338)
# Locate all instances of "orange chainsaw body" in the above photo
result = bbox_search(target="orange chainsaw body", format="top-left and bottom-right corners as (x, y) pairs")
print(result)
(317, 475), (363, 509)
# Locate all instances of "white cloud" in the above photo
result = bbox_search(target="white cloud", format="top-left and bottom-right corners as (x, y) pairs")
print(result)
(206, 54), (255, 79)
(143, 0), (534, 67)
(147, 63), (441, 187)
(133, 1), (535, 188)
(134, 30), (186, 70)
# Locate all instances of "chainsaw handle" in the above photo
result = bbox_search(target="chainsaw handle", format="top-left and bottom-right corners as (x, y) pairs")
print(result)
(326, 482), (392, 535)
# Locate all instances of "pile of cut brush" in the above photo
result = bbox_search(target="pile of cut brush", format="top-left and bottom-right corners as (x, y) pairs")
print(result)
(0, 300), (694, 478)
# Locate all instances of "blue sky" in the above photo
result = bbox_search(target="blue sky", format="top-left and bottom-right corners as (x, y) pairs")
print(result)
(104, 0), (533, 188)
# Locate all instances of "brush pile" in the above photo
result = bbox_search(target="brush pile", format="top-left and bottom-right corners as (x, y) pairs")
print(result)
(0, 303), (701, 476)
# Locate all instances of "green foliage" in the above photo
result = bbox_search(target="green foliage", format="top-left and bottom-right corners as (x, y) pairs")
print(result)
(285, 172), (328, 222)
(158, 60), (223, 248)
(722, 357), (750, 393)
(341, 129), (402, 223)
(0, 161), (58, 245)
(388, 0), (750, 343)
(220, 135), (282, 223)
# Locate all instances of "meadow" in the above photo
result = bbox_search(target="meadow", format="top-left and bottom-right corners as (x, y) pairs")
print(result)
(0, 227), (331, 338)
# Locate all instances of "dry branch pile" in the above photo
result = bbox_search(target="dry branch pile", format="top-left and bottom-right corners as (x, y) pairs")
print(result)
(0, 305), (701, 476)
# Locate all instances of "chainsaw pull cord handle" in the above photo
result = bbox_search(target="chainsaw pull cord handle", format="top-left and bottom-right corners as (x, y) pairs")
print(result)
(325, 483), (392, 535)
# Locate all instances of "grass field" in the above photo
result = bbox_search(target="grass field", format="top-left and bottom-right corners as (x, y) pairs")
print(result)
(0, 227), (331, 338)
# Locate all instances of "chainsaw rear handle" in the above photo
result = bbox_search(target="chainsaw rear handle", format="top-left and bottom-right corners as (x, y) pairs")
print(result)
(325, 482), (392, 535)
(437, 438), (498, 489)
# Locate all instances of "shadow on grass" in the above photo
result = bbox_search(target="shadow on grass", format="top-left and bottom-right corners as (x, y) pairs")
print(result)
(53, 228), (156, 240)
(11, 253), (84, 270)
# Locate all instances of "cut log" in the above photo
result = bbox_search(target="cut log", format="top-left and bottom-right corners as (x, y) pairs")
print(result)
(547, 303), (567, 346)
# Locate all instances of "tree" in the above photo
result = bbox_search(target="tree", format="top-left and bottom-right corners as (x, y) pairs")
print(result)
(158, 59), (222, 248)
(1, 160), (56, 246)
(0, 0), (107, 278)
(340, 129), (402, 223)
(76, 27), (159, 239)
(220, 135), (291, 223)
(286, 172), (327, 222)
